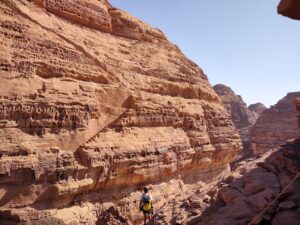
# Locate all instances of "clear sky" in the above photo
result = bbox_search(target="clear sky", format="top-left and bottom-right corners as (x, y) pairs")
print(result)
(110, 0), (300, 107)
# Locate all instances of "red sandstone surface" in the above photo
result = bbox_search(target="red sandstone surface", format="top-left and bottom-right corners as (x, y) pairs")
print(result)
(1, 1), (299, 224)
(149, 101), (300, 225)
(0, 0), (241, 224)
(153, 138), (300, 225)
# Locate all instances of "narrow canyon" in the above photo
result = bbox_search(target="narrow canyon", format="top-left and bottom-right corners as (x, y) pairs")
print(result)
(0, 0), (299, 225)
(0, 0), (241, 224)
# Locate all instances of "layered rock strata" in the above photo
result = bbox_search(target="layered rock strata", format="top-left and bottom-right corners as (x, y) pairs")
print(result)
(144, 140), (300, 225)
(213, 84), (256, 156)
(0, 0), (241, 224)
(151, 98), (300, 225)
(251, 92), (300, 155)
(249, 102), (267, 120)
(197, 139), (300, 225)
(278, 0), (300, 20)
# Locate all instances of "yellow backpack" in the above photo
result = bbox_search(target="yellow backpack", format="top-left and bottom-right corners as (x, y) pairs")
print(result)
(143, 202), (152, 211)
(142, 194), (152, 211)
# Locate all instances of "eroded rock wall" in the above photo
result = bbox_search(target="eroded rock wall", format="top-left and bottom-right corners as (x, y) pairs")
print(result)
(150, 94), (300, 225)
(213, 84), (256, 157)
(0, 0), (241, 224)
(194, 100), (300, 224)
(251, 92), (300, 155)
(194, 139), (300, 225)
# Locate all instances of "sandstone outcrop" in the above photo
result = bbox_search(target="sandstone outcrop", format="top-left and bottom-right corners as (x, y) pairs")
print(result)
(213, 84), (256, 156)
(251, 92), (300, 155)
(278, 0), (300, 20)
(249, 102), (267, 120)
(0, 0), (241, 224)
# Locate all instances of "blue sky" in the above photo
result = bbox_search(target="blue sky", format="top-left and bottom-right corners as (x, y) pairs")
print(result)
(110, 0), (300, 107)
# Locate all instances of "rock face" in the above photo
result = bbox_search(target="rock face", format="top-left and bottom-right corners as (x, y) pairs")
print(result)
(251, 92), (300, 155)
(195, 138), (300, 225)
(153, 140), (300, 225)
(213, 84), (256, 156)
(278, 0), (300, 20)
(0, 0), (241, 224)
(249, 102), (267, 119)
(151, 98), (300, 225)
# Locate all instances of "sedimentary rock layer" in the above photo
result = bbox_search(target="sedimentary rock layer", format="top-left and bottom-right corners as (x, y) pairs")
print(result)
(251, 92), (300, 155)
(144, 138), (300, 225)
(150, 97), (300, 225)
(196, 139), (300, 225)
(0, 0), (241, 224)
(213, 84), (256, 156)
(278, 0), (300, 20)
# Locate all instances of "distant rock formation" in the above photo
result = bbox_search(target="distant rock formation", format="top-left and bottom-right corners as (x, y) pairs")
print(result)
(249, 102), (267, 119)
(278, 0), (300, 20)
(0, 0), (241, 224)
(251, 92), (300, 155)
(213, 84), (256, 156)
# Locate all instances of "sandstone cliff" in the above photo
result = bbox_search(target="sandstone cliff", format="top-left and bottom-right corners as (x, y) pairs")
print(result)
(278, 0), (300, 20)
(213, 84), (256, 156)
(251, 92), (300, 155)
(249, 102), (267, 120)
(0, 0), (241, 224)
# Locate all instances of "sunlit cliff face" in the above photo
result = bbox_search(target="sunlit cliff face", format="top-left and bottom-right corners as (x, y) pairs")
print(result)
(0, 0), (241, 224)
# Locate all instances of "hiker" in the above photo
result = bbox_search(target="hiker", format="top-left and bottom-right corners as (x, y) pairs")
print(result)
(140, 187), (153, 224)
